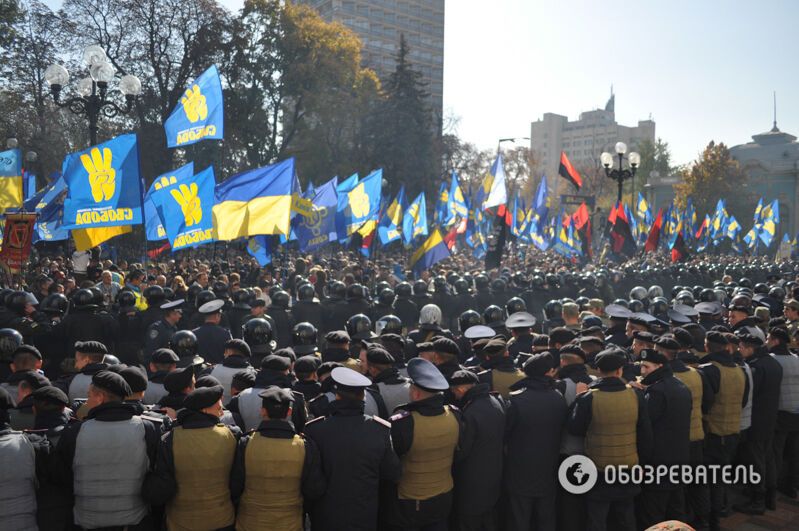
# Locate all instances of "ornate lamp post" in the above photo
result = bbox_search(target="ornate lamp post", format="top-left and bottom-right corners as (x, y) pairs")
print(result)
(600, 142), (640, 203)
(44, 45), (141, 146)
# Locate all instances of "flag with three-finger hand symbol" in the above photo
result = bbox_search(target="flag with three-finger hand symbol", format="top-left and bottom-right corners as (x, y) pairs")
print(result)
(164, 65), (224, 148)
(149, 165), (215, 251)
(61, 133), (143, 230)
(144, 162), (194, 241)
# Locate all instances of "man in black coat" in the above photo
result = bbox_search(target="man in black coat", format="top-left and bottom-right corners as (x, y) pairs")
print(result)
(291, 284), (325, 334)
(735, 333), (783, 513)
(304, 367), (400, 531)
(192, 300), (233, 365)
(504, 353), (568, 531)
(450, 369), (506, 531)
(634, 349), (692, 529)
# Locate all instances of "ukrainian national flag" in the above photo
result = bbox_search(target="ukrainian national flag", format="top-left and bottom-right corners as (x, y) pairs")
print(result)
(409, 229), (451, 274)
(0, 148), (23, 212)
(212, 158), (293, 240)
(73, 226), (132, 251)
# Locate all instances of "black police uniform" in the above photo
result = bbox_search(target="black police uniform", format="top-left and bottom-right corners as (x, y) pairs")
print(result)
(143, 319), (177, 358)
(266, 306), (296, 349)
(291, 300), (325, 334)
(192, 323), (232, 365)
(393, 297), (419, 331)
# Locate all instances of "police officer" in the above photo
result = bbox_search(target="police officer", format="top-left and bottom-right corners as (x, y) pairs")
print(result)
(1, 344), (43, 400)
(229, 354), (307, 432)
(604, 304), (631, 347)
(293, 355), (322, 400)
(115, 290), (144, 366)
(304, 367), (400, 530)
(408, 304), (453, 345)
(228, 289), (253, 339)
(393, 282), (419, 331)
(506, 312), (536, 361)
(568, 348), (653, 531)
(267, 291), (296, 349)
(7, 291), (52, 344)
(473, 275), (493, 313)
(311, 345), (388, 420)
(292, 283), (325, 333)
(322, 330), (360, 371)
(234, 386), (326, 530)
(242, 318), (276, 368)
(151, 385), (241, 530)
(139, 285), (166, 331)
(143, 299), (183, 357)
(635, 349), (692, 529)
(364, 345), (411, 414)
(371, 288), (397, 324)
(192, 299), (233, 364)
(157, 365), (195, 410)
(767, 327), (799, 501)
(505, 353), (568, 531)
(208, 338), (254, 404)
(346, 284), (372, 317)
(292, 322), (320, 356)
(54, 371), (160, 530)
(170, 329), (203, 369)
(56, 341), (110, 401)
(477, 337), (525, 399)
(388, 357), (463, 530)
(449, 369), (506, 531)
(143, 348), (179, 405)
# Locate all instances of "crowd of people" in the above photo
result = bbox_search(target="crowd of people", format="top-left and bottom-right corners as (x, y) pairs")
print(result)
(1, 245), (799, 531)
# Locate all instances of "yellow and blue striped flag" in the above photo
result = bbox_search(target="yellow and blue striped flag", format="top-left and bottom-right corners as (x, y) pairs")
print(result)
(409, 229), (450, 274)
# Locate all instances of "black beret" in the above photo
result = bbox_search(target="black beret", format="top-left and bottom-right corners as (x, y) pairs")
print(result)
(724, 333), (739, 345)
(92, 370), (132, 398)
(317, 361), (343, 378)
(632, 331), (655, 343)
(416, 341), (435, 352)
(261, 354), (291, 372)
(183, 385), (223, 411)
(728, 305), (751, 315)
(259, 386), (293, 408)
(31, 385), (69, 406)
(164, 366), (194, 393)
(737, 333), (764, 347)
(450, 369), (479, 386)
(481, 338), (507, 357)
(710, 324), (732, 333)
(639, 349), (668, 365)
(769, 327), (791, 344)
(294, 355), (321, 374)
(671, 328), (694, 349)
(594, 348), (627, 372)
(225, 339), (252, 358)
(273, 347), (297, 363)
(151, 348), (180, 364)
(654, 335), (680, 351)
(0, 386), (13, 411)
(559, 344), (586, 361)
(549, 328), (577, 345)
(581, 325), (604, 336)
(705, 331), (729, 346)
(366, 346), (395, 365)
(119, 366), (147, 393)
(251, 299), (266, 308)
(379, 333), (404, 348)
(533, 335), (550, 347)
(578, 336), (605, 348)
(523, 352), (555, 376)
(17, 370), (50, 390)
(325, 330), (350, 344)
(75, 341), (108, 355)
(232, 370), (256, 391)
(13, 345), (42, 360)
(627, 315), (651, 328)
(195, 375), (222, 388)
(432, 337), (460, 357)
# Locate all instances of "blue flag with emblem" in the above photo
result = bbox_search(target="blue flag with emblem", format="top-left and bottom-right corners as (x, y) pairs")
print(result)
(446, 171), (468, 226)
(164, 65), (224, 148)
(32, 176), (69, 242)
(378, 186), (406, 245)
(0, 148), (23, 212)
(150, 165), (215, 251)
(62, 133), (143, 230)
(247, 235), (272, 266)
(433, 181), (448, 226)
(144, 162), (194, 241)
(402, 192), (428, 245)
(296, 176), (338, 252)
(335, 173), (358, 243)
(345, 169), (382, 237)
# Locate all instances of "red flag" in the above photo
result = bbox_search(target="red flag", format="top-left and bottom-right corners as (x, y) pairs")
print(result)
(572, 202), (592, 258)
(610, 202), (637, 257)
(558, 152), (583, 190)
(572, 202), (590, 230)
(443, 225), (459, 250)
(146, 241), (171, 259)
(695, 217), (708, 240)
(644, 208), (664, 253)
(671, 232), (689, 263)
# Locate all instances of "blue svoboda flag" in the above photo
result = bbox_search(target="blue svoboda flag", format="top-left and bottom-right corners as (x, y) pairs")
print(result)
(0, 148), (23, 212)
(446, 171), (468, 226)
(62, 133), (143, 230)
(145, 162), (194, 241)
(150, 165), (215, 251)
(378, 186), (406, 245)
(402, 192), (428, 245)
(213, 158), (294, 240)
(247, 235), (272, 266)
(336, 173), (358, 243)
(165, 65), (224, 148)
(345, 169), (382, 237)
(33, 177), (69, 242)
(296, 176), (338, 252)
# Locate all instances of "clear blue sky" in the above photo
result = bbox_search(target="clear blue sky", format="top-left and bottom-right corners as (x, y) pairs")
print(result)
(54, 0), (799, 166)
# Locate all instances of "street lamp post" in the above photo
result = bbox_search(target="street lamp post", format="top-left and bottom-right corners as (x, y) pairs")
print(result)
(497, 137), (530, 154)
(44, 45), (142, 146)
(601, 142), (640, 203)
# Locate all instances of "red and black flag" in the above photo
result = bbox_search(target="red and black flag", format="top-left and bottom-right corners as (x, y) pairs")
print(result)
(559, 152), (583, 191)
(670, 221), (689, 263)
(644, 207), (664, 253)
(572, 202), (592, 258)
(609, 202), (637, 257)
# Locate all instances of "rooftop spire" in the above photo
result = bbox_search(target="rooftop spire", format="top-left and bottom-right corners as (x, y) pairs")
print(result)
(605, 84), (615, 113)
(772, 91), (779, 132)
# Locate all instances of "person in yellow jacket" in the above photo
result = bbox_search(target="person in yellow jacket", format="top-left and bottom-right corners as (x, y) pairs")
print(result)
(235, 387), (326, 531)
(125, 269), (148, 311)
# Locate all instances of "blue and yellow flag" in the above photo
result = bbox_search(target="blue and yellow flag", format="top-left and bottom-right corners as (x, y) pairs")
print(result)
(150, 165), (215, 250)
(296, 176), (338, 252)
(335, 173), (358, 242)
(165, 65), (224, 148)
(446, 171), (468, 226)
(62, 134), (143, 230)
(0, 148), (23, 212)
(409, 229), (450, 274)
(725, 215), (741, 241)
(23, 171), (36, 201)
(402, 192), (428, 245)
(144, 163), (194, 241)
(345, 169), (382, 237)
(378, 186), (406, 245)
(709, 199), (728, 241)
(247, 235), (272, 266)
(433, 182), (448, 226)
(637, 192), (652, 226)
(32, 176), (69, 242)
(213, 158), (293, 240)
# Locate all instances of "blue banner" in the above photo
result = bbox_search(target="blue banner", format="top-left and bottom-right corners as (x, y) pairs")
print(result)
(150, 165), (215, 251)
(164, 65), (224, 148)
(144, 162), (194, 241)
(247, 235), (272, 266)
(61, 133), (143, 229)
(296, 176), (338, 252)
